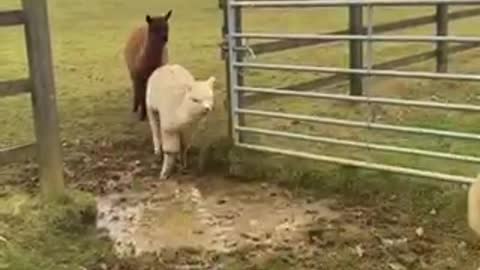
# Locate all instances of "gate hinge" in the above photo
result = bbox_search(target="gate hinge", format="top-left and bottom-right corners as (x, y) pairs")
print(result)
(219, 39), (228, 60)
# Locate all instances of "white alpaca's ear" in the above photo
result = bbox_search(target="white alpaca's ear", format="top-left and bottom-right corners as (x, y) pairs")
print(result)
(207, 76), (216, 88)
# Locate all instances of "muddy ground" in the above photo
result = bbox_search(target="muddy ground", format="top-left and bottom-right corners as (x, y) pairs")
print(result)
(7, 138), (480, 270)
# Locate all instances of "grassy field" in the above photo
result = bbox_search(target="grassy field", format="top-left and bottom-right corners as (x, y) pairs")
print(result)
(1, 1), (479, 175)
(2, 0), (480, 269)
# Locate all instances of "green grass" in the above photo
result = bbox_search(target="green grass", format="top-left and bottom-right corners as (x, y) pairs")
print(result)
(0, 189), (111, 270)
(1, 0), (480, 268)
(1, 1), (479, 179)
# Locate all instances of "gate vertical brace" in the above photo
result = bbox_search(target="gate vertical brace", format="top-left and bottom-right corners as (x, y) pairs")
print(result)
(221, 0), (233, 141)
(225, 0), (243, 144)
(235, 7), (245, 143)
(436, 4), (449, 73)
(349, 4), (364, 96)
(22, 0), (65, 200)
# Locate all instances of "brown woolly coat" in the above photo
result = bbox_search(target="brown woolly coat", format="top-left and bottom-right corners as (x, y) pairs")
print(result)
(124, 25), (168, 119)
(124, 25), (168, 74)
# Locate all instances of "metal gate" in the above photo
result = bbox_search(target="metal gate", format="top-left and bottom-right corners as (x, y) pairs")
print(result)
(222, 0), (480, 184)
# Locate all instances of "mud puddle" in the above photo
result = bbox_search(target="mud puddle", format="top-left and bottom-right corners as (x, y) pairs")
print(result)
(96, 178), (340, 257)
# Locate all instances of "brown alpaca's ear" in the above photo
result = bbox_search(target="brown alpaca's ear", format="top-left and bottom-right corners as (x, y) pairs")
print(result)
(165, 10), (173, 21)
(146, 15), (152, 24)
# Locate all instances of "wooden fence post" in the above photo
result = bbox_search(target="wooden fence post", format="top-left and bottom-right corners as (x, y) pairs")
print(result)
(436, 4), (449, 73)
(22, 0), (65, 200)
(349, 5), (364, 96)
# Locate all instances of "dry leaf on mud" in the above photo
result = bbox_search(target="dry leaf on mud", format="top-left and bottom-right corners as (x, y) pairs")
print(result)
(355, 244), (365, 257)
(388, 262), (407, 270)
(240, 232), (261, 242)
(381, 237), (407, 247)
(0, 235), (7, 243)
(415, 227), (424, 237)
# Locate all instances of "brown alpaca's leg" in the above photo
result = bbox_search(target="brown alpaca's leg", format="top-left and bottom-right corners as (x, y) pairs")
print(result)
(132, 78), (141, 113)
(179, 132), (189, 173)
(179, 138), (186, 173)
(138, 80), (147, 121)
(140, 100), (147, 121)
(133, 94), (139, 113)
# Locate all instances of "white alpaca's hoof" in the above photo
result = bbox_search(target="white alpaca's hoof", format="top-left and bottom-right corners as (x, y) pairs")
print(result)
(159, 172), (170, 180)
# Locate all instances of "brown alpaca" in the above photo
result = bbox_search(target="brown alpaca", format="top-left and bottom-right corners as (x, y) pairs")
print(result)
(124, 11), (172, 121)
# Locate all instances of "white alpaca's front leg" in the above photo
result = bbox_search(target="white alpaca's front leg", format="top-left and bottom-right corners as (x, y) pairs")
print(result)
(160, 152), (177, 180)
(147, 108), (161, 155)
(159, 127), (181, 179)
(468, 178), (480, 237)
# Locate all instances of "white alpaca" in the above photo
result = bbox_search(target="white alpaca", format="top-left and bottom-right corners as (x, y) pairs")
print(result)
(146, 64), (215, 179)
(468, 178), (480, 237)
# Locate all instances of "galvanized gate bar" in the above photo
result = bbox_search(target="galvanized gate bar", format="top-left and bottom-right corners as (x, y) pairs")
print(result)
(237, 143), (476, 184)
(249, 7), (480, 56)
(232, 0), (480, 7)
(236, 126), (480, 163)
(234, 62), (480, 81)
(236, 109), (480, 141)
(233, 33), (480, 43)
(236, 86), (480, 112)
(225, 0), (480, 183)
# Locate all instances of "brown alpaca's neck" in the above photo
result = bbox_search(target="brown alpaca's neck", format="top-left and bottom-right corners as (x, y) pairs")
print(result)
(141, 37), (166, 71)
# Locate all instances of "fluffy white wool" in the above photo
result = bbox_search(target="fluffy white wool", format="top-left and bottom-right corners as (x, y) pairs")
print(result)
(146, 64), (215, 154)
(468, 178), (480, 237)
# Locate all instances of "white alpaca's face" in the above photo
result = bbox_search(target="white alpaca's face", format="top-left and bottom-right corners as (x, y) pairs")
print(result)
(186, 77), (215, 116)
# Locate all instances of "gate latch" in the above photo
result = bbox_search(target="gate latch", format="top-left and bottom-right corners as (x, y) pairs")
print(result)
(219, 37), (256, 60)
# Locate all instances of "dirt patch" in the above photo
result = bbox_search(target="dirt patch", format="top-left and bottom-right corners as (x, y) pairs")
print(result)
(93, 175), (480, 269)
(7, 138), (480, 269)
(96, 178), (341, 257)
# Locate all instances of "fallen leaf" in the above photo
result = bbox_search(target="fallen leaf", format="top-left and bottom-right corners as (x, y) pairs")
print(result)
(355, 244), (365, 257)
(415, 227), (424, 237)
(388, 262), (407, 270)
(240, 232), (261, 242)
